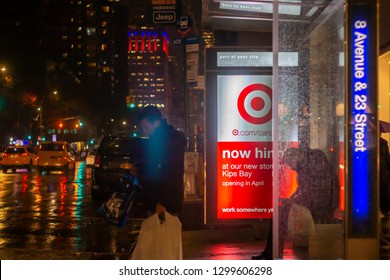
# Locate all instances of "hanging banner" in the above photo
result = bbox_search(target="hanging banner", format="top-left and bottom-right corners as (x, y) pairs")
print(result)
(216, 75), (273, 219)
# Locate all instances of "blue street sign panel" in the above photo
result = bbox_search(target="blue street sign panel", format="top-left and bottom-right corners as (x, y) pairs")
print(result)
(348, 0), (378, 238)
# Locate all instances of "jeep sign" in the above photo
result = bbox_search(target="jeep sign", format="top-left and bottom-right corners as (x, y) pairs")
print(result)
(153, 11), (176, 23)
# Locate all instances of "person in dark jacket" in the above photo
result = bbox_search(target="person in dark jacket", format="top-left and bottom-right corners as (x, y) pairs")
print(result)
(252, 147), (340, 260)
(380, 136), (390, 216)
(137, 105), (187, 217)
(379, 135), (390, 259)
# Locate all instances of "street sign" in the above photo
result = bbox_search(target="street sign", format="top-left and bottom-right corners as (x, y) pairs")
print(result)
(172, 38), (182, 45)
(153, 11), (176, 23)
(185, 36), (199, 44)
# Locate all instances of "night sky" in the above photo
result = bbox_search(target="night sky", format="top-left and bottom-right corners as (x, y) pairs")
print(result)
(0, 0), (46, 93)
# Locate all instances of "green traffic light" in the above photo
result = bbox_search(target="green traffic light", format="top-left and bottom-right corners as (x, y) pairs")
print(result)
(130, 103), (135, 108)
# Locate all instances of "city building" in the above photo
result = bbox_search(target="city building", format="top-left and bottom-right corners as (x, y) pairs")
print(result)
(127, 29), (170, 110)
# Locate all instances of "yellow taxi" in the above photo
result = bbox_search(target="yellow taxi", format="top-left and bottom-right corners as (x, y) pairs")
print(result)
(36, 141), (75, 174)
(1, 146), (37, 173)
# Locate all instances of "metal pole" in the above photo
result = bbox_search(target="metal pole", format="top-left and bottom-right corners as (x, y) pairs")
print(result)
(39, 103), (43, 139)
(272, 0), (280, 260)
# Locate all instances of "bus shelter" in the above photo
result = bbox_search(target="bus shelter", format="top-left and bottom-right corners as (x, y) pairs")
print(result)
(203, 0), (380, 259)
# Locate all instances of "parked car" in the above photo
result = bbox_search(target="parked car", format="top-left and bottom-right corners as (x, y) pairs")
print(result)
(36, 141), (75, 174)
(91, 136), (148, 200)
(86, 150), (96, 167)
(1, 146), (37, 173)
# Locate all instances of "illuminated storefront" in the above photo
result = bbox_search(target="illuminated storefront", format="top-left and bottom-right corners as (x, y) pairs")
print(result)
(203, 0), (381, 259)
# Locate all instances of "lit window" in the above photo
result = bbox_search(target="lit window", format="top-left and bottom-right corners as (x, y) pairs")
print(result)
(77, 61), (82, 65)
(86, 27), (95, 35)
(78, 27), (82, 32)
(77, 44), (82, 49)
(102, 6), (110, 13)
(101, 44), (107, 51)
(62, 35), (68, 40)
(102, 21), (107, 27)
(62, 53), (68, 58)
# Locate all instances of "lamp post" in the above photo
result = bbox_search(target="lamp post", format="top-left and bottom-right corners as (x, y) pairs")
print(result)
(38, 106), (43, 138)
(38, 91), (59, 140)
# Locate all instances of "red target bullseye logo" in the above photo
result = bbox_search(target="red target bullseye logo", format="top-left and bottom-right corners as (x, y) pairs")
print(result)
(237, 83), (272, 125)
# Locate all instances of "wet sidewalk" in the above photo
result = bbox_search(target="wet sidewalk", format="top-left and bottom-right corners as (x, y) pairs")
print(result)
(180, 201), (307, 260)
(180, 201), (266, 260)
(182, 227), (264, 260)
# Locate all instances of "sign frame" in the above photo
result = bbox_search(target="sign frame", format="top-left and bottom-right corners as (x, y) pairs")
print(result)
(346, 0), (379, 259)
(205, 46), (274, 224)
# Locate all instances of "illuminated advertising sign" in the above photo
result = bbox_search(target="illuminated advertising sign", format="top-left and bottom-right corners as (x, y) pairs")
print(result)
(205, 48), (274, 222)
(351, 13), (369, 219)
(347, 0), (378, 237)
(217, 75), (273, 219)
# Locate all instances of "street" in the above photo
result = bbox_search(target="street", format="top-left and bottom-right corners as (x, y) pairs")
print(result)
(0, 161), (141, 260)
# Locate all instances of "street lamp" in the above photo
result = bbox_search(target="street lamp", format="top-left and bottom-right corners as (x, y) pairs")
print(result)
(38, 91), (59, 139)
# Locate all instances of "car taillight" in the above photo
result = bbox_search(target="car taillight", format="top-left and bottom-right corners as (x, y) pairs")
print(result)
(36, 156), (39, 160)
(22, 153), (28, 156)
(94, 155), (101, 167)
(3, 153), (8, 157)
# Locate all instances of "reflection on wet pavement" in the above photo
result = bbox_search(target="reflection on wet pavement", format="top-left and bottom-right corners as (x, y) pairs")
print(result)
(0, 162), (267, 260)
(0, 162), (142, 259)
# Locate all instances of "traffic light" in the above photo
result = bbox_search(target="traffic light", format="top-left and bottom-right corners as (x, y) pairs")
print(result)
(59, 122), (63, 128)
(126, 94), (136, 109)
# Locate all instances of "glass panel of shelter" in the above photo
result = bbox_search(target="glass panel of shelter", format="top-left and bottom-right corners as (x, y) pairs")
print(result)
(275, 1), (345, 259)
